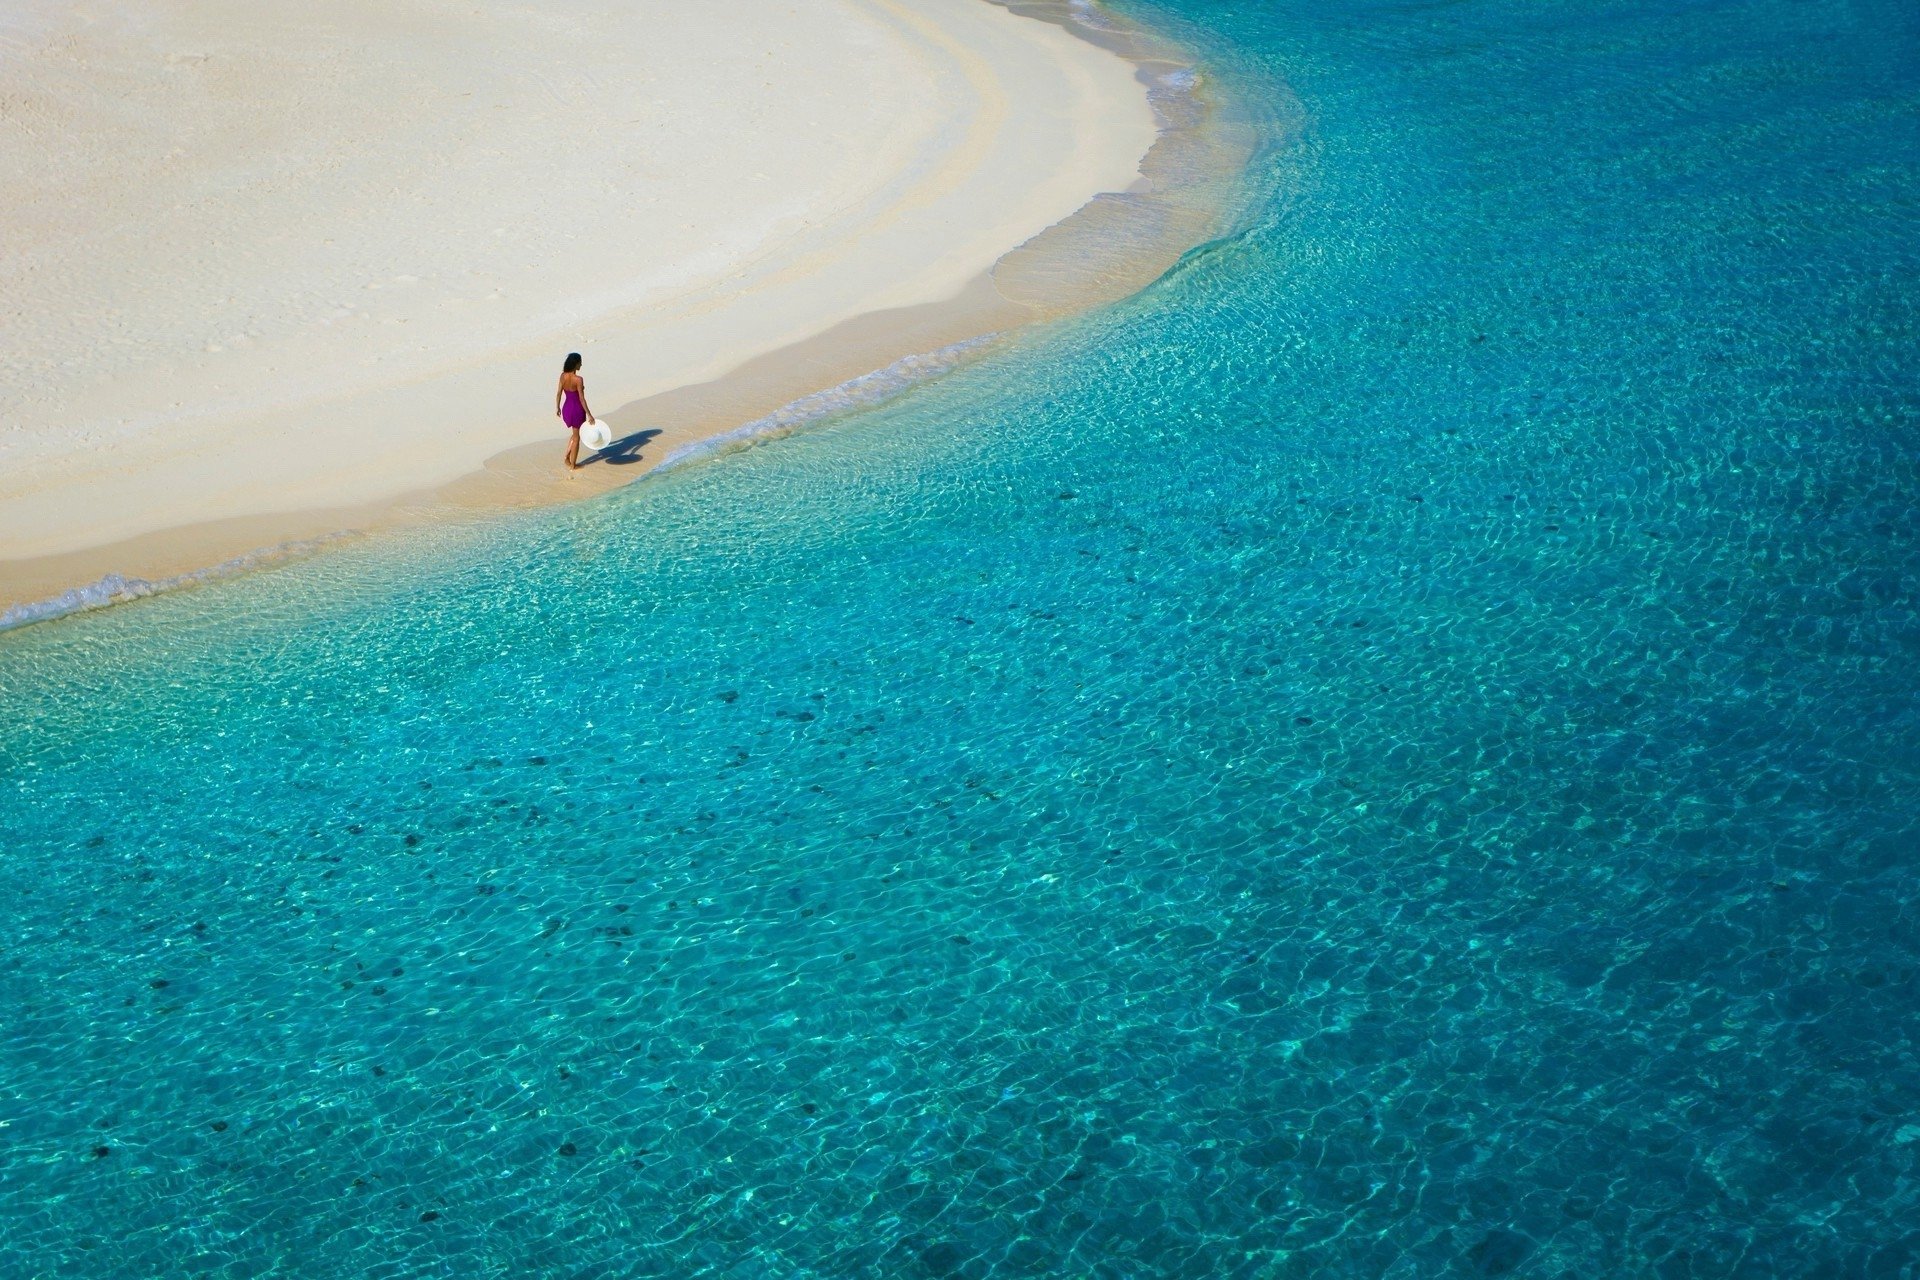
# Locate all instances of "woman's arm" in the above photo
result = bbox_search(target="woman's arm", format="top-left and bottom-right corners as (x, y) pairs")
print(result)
(579, 381), (594, 424)
(555, 377), (564, 417)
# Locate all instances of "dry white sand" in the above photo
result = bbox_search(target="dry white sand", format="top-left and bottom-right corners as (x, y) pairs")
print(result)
(0, 0), (1156, 582)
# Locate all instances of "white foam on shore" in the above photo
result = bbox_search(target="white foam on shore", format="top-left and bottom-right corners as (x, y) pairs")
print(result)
(652, 336), (1002, 473)
(0, 534), (356, 633)
(1067, 0), (1126, 33)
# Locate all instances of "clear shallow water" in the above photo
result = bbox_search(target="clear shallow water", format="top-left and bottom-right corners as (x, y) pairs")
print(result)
(4, 0), (1919, 1274)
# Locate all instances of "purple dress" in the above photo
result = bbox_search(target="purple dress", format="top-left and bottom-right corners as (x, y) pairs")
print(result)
(561, 387), (586, 430)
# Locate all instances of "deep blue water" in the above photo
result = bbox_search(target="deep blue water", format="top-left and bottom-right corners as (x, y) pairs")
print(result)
(4, 0), (1919, 1274)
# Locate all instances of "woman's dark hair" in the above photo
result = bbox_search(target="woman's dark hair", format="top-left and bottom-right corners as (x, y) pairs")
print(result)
(563, 352), (583, 373)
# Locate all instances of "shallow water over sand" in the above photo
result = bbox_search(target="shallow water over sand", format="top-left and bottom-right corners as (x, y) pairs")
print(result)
(3, 0), (1918, 1274)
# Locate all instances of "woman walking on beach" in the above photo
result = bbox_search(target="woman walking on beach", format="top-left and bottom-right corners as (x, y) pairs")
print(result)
(556, 352), (596, 471)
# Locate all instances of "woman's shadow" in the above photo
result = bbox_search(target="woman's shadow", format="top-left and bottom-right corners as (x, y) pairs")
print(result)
(580, 428), (661, 468)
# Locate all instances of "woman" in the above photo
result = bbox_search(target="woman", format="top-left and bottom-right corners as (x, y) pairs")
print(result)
(555, 352), (597, 471)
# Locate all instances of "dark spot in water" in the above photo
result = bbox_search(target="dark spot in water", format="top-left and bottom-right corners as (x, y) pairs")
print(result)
(341, 979), (355, 990)
(149, 979), (168, 990)
(527, 756), (548, 766)
(1409, 494), (1424, 502)
(391, 967), (403, 977)
(372, 1066), (386, 1077)
(1295, 716), (1314, 725)
(667, 901), (678, 910)
(371, 986), (386, 996)
(192, 922), (207, 933)
(1350, 619), (1368, 629)
(800, 907), (815, 918)
(1544, 524), (1561, 532)
(418, 780), (433, 790)
(558, 1142), (579, 1157)
(792, 711), (815, 722)
(404, 833), (420, 848)
(347, 823), (364, 835)
(801, 1103), (818, 1115)
(920, 1242), (968, 1277)
(1467, 1229), (1533, 1276)
(1772, 881), (1792, 892)
(475, 884), (497, 896)
(950, 935), (972, 946)
(954, 616), (975, 626)
(718, 691), (739, 704)
(842, 951), (856, 962)
(86, 835), (107, 849)
(558, 1068), (571, 1079)
(1057, 491), (1077, 500)
(211, 1121), (228, 1132)
(419, 1211), (440, 1223)
(889, 1007), (907, 1021)
(1240, 1138), (1298, 1167)
(91, 1147), (111, 1159)
(1501, 494), (1515, 501)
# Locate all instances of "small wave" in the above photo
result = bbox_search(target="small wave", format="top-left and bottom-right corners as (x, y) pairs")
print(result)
(1066, 0), (1125, 33)
(0, 533), (355, 633)
(1152, 67), (1200, 95)
(653, 335), (1001, 472)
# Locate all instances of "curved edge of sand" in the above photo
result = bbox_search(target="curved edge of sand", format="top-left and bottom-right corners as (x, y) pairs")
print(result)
(0, 0), (1259, 632)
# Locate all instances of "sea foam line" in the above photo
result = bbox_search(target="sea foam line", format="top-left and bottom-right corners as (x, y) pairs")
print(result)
(651, 334), (1001, 473)
(0, 533), (357, 633)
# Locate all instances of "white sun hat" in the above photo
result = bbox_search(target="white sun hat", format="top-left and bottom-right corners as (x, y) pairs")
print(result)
(581, 421), (613, 451)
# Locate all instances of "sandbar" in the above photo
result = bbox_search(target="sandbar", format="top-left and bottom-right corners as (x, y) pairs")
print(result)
(0, 0), (1250, 622)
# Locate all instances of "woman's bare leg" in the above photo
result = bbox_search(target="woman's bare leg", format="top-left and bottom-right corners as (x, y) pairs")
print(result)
(566, 429), (580, 471)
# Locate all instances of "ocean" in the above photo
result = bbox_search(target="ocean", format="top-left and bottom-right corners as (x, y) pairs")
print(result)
(2, 0), (1916, 1273)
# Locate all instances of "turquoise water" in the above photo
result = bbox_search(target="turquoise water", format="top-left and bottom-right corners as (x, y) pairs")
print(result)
(5, 0), (1919, 1273)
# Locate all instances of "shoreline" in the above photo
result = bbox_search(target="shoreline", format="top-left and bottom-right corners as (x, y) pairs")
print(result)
(0, 0), (1255, 631)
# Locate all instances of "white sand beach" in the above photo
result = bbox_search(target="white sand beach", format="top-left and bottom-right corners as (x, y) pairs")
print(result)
(0, 0), (1175, 609)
